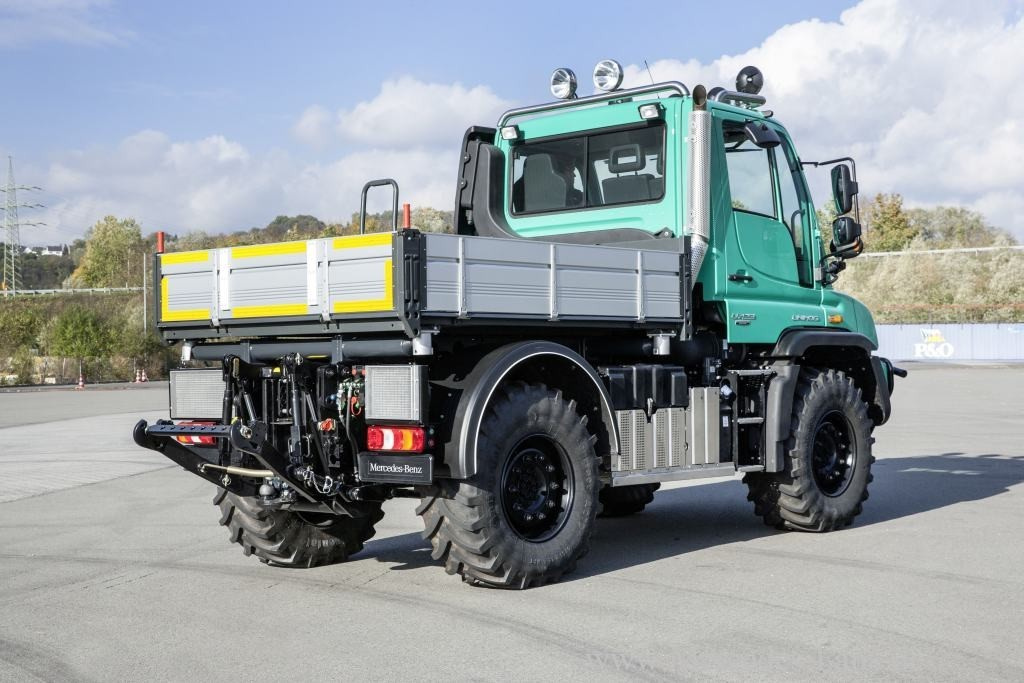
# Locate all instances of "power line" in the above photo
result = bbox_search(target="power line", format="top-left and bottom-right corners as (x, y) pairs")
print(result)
(1, 156), (46, 296)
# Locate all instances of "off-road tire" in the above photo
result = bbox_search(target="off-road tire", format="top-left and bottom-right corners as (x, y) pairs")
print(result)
(744, 367), (874, 531)
(214, 488), (384, 567)
(417, 382), (600, 589)
(598, 483), (660, 517)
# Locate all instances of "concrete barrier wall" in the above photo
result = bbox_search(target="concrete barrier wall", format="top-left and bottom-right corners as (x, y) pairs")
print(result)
(876, 323), (1024, 361)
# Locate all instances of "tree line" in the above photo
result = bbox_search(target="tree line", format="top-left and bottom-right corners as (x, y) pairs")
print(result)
(819, 194), (1022, 323)
(0, 199), (1019, 384)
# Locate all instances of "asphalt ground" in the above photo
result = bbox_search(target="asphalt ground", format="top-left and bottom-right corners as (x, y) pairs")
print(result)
(0, 365), (1022, 681)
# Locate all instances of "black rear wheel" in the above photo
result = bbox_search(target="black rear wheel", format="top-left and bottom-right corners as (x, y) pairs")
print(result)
(214, 489), (383, 567)
(418, 382), (600, 589)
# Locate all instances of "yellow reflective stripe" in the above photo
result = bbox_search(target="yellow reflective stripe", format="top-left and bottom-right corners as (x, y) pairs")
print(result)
(231, 241), (306, 259)
(160, 277), (209, 322)
(332, 258), (394, 313)
(332, 232), (393, 250)
(161, 250), (210, 266)
(231, 303), (308, 318)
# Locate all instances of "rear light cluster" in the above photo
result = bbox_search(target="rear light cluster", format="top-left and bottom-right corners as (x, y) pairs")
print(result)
(174, 421), (217, 447)
(366, 425), (426, 453)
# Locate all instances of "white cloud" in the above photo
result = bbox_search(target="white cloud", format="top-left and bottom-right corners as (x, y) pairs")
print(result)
(34, 133), (458, 243)
(291, 105), (333, 148)
(37, 130), (283, 241)
(0, 0), (132, 48)
(295, 77), (512, 149)
(623, 0), (1024, 239)
(283, 148), (458, 220)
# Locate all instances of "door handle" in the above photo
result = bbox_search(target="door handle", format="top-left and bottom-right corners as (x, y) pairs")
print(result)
(729, 273), (754, 283)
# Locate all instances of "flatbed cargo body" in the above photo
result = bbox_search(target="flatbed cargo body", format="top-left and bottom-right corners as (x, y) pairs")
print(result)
(156, 230), (689, 341)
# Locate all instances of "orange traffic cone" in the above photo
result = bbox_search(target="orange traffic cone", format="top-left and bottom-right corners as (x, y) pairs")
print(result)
(76, 374), (85, 390)
(141, 368), (149, 382)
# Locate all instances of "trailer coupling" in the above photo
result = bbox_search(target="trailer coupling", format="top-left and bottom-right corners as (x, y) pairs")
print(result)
(132, 419), (389, 513)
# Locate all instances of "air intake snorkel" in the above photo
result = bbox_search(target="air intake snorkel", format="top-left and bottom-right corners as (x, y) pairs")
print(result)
(687, 85), (711, 278)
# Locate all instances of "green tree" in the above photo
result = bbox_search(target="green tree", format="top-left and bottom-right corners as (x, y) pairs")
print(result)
(45, 308), (111, 360)
(410, 207), (453, 233)
(0, 305), (43, 353)
(816, 202), (837, 251)
(906, 206), (1016, 249)
(863, 193), (917, 252)
(71, 216), (146, 287)
(263, 215), (326, 241)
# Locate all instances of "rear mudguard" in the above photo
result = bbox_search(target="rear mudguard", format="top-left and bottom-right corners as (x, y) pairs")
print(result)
(442, 340), (619, 479)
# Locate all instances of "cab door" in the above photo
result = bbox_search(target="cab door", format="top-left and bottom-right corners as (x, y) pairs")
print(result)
(717, 113), (823, 344)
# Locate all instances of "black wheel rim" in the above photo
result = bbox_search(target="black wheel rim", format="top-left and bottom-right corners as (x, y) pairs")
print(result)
(811, 410), (856, 497)
(499, 435), (574, 542)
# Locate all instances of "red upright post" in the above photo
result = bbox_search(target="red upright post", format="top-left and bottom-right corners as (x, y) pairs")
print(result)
(156, 231), (165, 254)
(402, 204), (411, 230)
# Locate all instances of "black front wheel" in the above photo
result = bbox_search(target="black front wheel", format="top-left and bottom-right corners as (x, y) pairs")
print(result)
(744, 367), (874, 531)
(418, 382), (600, 588)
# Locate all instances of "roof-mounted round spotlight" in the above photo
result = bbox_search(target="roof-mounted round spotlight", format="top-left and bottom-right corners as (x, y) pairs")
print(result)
(593, 59), (624, 92)
(550, 67), (578, 100)
(736, 66), (764, 95)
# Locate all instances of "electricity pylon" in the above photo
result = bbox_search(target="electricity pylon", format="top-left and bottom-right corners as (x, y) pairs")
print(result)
(1, 156), (45, 295)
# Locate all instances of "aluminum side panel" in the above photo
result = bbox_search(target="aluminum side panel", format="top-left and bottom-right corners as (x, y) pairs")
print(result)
(423, 233), (683, 322)
(157, 234), (400, 328)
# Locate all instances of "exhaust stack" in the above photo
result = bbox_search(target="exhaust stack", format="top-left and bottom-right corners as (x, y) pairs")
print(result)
(687, 85), (711, 278)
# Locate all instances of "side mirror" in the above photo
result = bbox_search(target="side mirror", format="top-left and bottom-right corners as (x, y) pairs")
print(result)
(830, 164), (858, 215)
(831, 215), (863, 258)
(743, 120), (780, 149)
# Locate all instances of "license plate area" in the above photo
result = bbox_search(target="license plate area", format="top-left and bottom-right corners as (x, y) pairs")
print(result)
(357, 453), (433, 484)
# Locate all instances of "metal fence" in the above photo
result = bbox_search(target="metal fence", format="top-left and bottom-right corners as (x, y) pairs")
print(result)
(876, 323), (1024, 362)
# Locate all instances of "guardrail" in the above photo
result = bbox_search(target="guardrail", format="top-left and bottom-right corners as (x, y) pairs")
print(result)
(1, 287), (144, 296)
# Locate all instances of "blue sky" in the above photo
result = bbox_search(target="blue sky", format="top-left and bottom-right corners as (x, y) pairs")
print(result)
(3, 0), (1023, 242)
(5, 1), (854, 159)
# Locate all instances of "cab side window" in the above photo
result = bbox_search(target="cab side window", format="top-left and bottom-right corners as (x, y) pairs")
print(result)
(723, 122), (812, 286)
(724, 133), (775, 217)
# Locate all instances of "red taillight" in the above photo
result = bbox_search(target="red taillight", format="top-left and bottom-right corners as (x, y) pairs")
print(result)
(366, 425), (426, 453)
(174, 421), (217, 447)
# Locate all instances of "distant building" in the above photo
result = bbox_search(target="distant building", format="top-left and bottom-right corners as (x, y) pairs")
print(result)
(23, 245), (69, 257)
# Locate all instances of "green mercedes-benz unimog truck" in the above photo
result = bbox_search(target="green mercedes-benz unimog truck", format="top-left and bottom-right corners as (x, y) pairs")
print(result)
(133, 61), (904, 588)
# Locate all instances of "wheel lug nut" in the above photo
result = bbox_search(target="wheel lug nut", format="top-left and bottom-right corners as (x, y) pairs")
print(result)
(546, 500), (555, 509)
(549, 482), (560, 491)
(545, 464), (555, 473)
(537, 512), (546, 521)
(525, 513), (534, 522)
